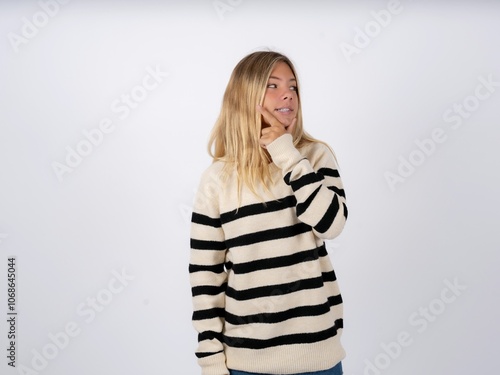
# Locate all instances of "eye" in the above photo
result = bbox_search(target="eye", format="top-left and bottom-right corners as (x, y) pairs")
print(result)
(267, 83), (277, 89)
(290, 86), (298, 91)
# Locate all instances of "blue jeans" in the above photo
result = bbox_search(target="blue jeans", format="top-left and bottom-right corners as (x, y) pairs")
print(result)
(229, 361), (343, 375)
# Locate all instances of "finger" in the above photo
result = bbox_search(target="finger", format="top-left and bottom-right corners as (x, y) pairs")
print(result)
(261, 124), (285, 139)
(256, 104), (283, 129)
(260, 126), (274, 139)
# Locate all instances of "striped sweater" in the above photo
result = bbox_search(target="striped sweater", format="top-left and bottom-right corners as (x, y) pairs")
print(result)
(189, 133), (348, 375)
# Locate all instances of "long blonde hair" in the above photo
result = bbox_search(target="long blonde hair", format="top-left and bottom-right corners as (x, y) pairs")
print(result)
(208, 51), (322, 198)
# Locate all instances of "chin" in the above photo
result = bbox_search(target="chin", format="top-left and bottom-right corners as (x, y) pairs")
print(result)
(278, 117), (294, 126)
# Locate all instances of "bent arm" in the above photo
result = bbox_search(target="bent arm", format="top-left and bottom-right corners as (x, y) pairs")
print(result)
(266, 134), (348, 239)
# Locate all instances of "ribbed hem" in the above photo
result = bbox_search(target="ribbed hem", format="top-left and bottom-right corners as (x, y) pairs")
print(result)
(225, 335), (345, 374)
(199, 351), (229, 375)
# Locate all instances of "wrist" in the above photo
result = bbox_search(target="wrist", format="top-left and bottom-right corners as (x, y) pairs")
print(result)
(266, 134), (302, 171)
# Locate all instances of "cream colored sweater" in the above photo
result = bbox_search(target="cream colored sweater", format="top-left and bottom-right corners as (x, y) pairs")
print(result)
(189, 134), (348, 375)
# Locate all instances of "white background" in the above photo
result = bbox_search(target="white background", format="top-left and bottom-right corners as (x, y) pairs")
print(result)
(1, 0), (499, 374)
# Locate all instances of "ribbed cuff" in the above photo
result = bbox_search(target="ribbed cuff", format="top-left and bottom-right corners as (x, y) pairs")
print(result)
(266, 134), (303, 173)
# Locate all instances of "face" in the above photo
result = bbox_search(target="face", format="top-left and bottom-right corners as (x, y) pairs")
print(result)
(262, 62), (298, 127)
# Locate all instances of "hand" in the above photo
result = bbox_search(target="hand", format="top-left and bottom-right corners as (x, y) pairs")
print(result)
(257, 104), (296, 148)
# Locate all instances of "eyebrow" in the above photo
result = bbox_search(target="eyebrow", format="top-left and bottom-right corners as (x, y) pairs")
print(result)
(268, 76), (296, 82)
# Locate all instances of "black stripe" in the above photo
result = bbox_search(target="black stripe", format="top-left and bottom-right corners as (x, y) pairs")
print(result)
(189, 263), (225, 274)
(328, 186), (346, 198)
(224, 319), (343, 349)
(190, 239), (226, 251)
(192, 283), (227, 297)
(192, 307), (225, 321)
(290, 172), (322, 191)
(195, 349), (223, 359)
(343, 202), (348, 219)
(318, 167), (340, 178)
(328, 294), (343, 306)
(285, 167), (339, 188)
(296, 186), (321, 217)
(225, 222), (311, 249)
(198, 330), (223, 343)
(314, 195), (340, 234)
(191, 212), (222, 227)
(220, 195), (296, 224)
(283, 158), (308, 185)
(232, 246), (322, 274)
(322, 270), (337, 283)
(318, 243), (328, 257)
(225, 276), (324, 301)
(225, 301), (331, 325)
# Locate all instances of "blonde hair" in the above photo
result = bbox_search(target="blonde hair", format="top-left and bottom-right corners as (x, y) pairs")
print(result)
(208, 51), (322, 199)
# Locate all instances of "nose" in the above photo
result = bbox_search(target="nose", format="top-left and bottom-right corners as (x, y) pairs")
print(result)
(282, 88), (294, 101)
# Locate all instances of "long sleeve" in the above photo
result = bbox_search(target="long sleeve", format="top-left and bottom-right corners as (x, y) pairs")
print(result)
(189, 166), (229, 375)
(266, 134), (348, 240)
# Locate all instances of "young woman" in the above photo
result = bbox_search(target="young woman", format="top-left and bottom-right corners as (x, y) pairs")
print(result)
(189, 51), (348, 375)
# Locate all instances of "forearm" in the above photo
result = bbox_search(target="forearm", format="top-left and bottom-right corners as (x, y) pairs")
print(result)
(266, 134), (348, 239)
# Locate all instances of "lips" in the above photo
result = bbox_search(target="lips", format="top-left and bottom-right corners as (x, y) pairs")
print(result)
(275, 107), (293, 113)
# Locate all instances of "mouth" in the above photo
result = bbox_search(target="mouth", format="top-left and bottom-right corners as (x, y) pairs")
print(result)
(275, 107), (294, 114)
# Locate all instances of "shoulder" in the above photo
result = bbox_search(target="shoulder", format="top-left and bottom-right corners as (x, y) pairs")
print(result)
(200, 160), (225, 178)
(197, 161), (234, 193)
(193, 161), (232, 214)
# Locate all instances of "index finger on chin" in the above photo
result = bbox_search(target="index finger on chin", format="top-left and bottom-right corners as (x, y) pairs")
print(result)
(256, 105), (281, 127)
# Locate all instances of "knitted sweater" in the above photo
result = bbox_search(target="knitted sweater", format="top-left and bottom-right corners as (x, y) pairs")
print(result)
(189, 134), (348, 375)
